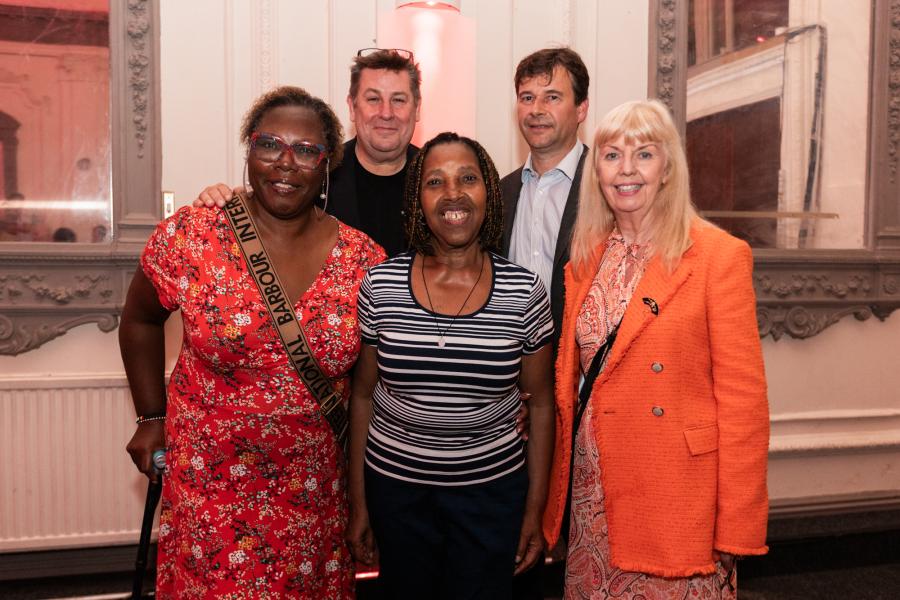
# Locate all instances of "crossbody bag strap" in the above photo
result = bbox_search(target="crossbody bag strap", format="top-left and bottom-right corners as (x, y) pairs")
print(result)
(559, 325), (618, 543)
(573, 325), (618, 436)
(221, 192), (348, 452)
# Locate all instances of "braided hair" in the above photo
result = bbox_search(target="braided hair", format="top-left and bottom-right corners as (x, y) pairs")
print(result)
(404, 132), (504, 256)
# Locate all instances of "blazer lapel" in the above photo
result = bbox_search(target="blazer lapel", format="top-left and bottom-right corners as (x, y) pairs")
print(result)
(552, 144), (589, 270)
(599, 249), (695, 380)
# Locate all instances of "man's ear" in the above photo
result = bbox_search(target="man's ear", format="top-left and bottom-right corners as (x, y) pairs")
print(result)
(576, 98), (589, 125)
(347, 95), (357, 123)
(414, 98), (421, 122)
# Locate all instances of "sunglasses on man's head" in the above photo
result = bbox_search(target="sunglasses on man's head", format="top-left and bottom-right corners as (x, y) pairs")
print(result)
(357, 47), (414, 61)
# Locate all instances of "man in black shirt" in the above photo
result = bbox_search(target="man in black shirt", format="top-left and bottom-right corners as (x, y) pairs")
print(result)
(195, 49), (420, 257)
(327, 49), (420, 256)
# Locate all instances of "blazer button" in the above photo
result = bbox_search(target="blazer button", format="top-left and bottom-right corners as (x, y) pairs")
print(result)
(652, 406), (664, 417)
(651, 362), (664, 373)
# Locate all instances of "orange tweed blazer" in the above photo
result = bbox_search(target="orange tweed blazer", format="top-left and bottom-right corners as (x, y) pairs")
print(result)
(543, 222), (769, 577)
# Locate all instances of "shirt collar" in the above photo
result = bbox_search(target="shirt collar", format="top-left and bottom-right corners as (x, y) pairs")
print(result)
(521, 142), (584, 182)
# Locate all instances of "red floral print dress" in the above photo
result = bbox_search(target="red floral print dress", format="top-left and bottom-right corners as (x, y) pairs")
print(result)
(141, 206), (385, 599)
(567, 228), (735, 599)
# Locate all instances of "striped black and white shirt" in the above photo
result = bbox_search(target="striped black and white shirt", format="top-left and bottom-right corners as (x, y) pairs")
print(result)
(358, 251), (553, 486)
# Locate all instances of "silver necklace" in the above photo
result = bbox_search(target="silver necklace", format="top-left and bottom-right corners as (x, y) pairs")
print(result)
(420, 252), (486, 348)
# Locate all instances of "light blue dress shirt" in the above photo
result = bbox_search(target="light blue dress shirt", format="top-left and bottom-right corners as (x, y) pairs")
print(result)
(508, 142), (584, 293)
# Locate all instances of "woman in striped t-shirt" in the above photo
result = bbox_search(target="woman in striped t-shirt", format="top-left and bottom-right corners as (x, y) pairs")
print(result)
(347, 132), (555, 599)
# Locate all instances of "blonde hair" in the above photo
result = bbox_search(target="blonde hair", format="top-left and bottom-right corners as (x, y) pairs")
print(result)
(570, 99), (703, 276)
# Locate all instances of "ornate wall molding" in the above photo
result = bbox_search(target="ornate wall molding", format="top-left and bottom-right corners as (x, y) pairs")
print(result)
(0, 252), (138, 355)
(0, 1), (160, 356)
(647, 0), (686, 135)
(126, 0), (151, 158)
(253, 0), (276, 96)
(887, 0), (900, 182)
(649, 0), (677, 110)
(650, 0), (900, 340)
(752, 252), (900, 339)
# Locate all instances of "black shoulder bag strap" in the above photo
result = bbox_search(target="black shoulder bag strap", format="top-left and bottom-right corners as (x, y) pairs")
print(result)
(559, 325), (618, 543)
(221, 192), (348, 452)
(574, 326), (618, 435)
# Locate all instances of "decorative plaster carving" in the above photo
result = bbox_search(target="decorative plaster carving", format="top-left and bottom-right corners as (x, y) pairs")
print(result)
(755, 273), (872, 299)
(126, 0), (150, 158)
(258, 0), (275, 94)
(0, 274), (113, 305)
(888, 0), (900, 181)
(0, 313), (118, 356)
(757, 305), (876, 340)
(885, 275), (899, 295)
(653, 0), (678, 112)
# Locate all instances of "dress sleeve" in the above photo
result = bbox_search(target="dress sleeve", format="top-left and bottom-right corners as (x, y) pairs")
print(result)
(357, 270), (378, 346)
(522, 273), (554, 354)
(354, 231), (388, 273)
(707, 236), (770, 556)
(139, 207), (195, 311)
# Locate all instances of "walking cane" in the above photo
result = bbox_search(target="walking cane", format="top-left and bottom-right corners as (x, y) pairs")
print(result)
(132, 449), (165, 600)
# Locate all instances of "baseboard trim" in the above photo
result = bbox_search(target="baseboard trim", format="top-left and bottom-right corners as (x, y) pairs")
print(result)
(768, 493), (900, 541)
(0, 543), (153, 581)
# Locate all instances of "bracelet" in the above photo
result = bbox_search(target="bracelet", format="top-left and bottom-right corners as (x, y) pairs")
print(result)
(136, 414), (166, 425)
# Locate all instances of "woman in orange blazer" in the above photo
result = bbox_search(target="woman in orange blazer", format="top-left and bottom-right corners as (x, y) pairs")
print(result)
(544, 100), (769, 598)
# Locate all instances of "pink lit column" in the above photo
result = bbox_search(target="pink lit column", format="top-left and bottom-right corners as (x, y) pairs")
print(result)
(378, 5), (476, 146)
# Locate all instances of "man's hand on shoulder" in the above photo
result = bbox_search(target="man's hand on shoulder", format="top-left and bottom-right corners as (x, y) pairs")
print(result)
(191, 184), (242, 209)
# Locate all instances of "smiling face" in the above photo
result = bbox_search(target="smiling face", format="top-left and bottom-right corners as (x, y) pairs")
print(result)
(595, 134), (668, 230)
(419, 142), (487, 252)
(348, 68), (420, 165)
(247, 105), (327, 220)
(516, 65), (588, 161)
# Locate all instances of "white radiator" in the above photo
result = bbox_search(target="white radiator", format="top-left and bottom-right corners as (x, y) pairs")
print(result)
(0, 375), (147, 552)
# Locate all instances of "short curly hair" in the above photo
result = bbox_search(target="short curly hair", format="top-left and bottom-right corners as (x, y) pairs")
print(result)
(240, 86), (344, 170)
(404, 132), (503, 256)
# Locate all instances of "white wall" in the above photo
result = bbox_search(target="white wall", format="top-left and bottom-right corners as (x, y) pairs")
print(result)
(1, 0), (898, 552)
(159, 0), (648, 208)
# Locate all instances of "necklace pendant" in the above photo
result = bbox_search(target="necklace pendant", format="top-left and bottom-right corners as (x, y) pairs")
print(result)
(437, 337), (446, 348)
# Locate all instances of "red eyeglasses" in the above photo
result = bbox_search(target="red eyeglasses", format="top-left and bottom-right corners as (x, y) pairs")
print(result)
(249, 133), (327, 170)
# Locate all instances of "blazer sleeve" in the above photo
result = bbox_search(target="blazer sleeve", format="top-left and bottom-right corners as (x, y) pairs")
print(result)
(706, 236), (770, 556)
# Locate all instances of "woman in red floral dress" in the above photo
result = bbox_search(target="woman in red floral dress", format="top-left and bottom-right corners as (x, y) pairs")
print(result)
(121, 86), (384, 598)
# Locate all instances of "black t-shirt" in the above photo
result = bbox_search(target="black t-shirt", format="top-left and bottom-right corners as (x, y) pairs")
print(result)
(355, 161), (408, 257)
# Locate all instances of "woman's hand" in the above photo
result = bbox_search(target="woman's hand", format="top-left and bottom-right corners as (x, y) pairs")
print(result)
(347, 345), (380, 565)
(717, 551), (736, 573)
(120, 267), (171, 484)
(346, 503), (378, 565)
(126, 420), (166, 483)
(191, 183), (241, 208)
(514, 509), (545, 575)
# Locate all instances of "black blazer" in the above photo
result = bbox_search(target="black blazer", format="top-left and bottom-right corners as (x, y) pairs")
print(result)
(500, 145), (588, 346)
(326, 138), (420, 239)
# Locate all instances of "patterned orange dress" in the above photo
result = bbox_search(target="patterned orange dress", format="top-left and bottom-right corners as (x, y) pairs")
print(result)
(141, 207), (385, 599)
(566, 228), (735, 599)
